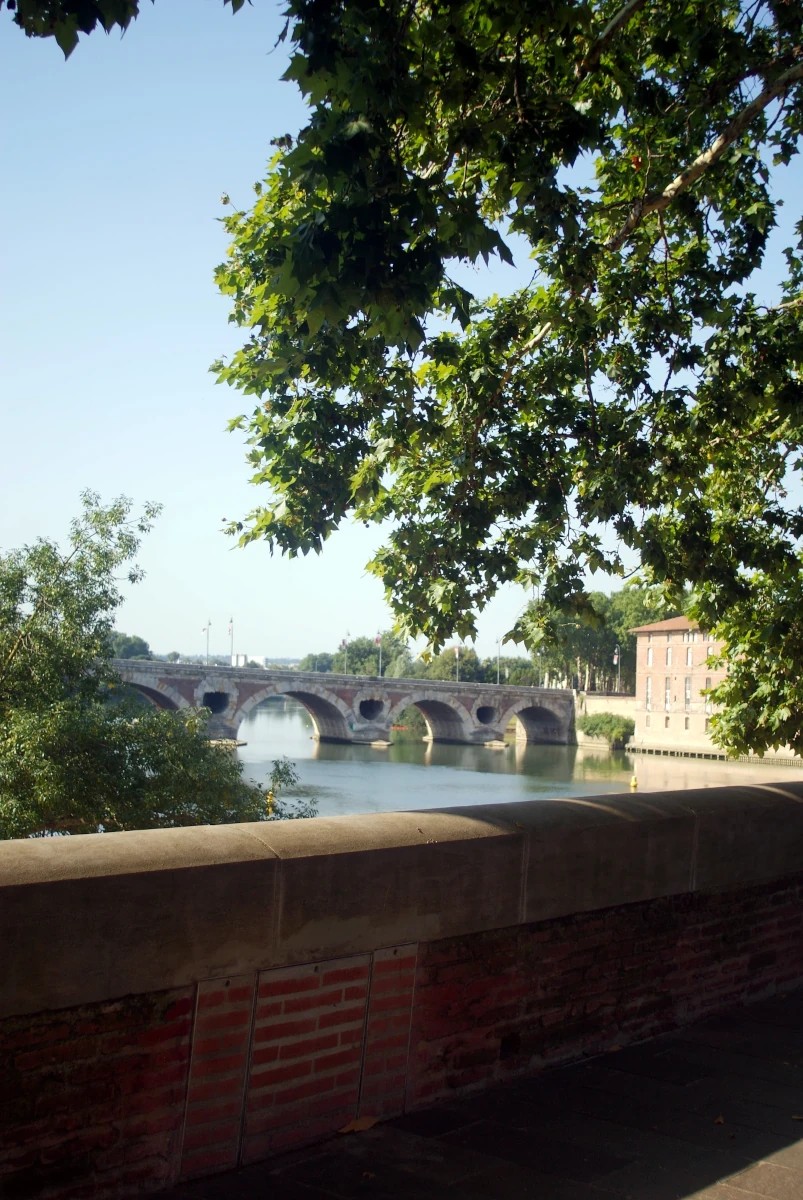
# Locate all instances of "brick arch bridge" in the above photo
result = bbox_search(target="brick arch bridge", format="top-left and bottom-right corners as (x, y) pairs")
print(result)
(112, 661), (575, 745)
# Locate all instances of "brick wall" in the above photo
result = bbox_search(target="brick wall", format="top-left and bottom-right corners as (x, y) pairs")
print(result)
(0, 989), (193, 1199)
(2, 875), (802, 1199)
(408, 875), (803, 1107)
(3, 785), (803, 1197)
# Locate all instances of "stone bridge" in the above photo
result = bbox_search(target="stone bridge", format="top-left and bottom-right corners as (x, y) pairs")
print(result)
(112, 660), (575, 745)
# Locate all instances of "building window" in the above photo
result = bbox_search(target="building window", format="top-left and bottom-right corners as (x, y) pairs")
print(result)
(646, 676), (652, 711)
(647, 646), (653, 667)
(705, 718), (710, 733)
(664, 715), (670, 728)
(664, 677), (671, 711)
(645, 715), (651, 727)
(686, 646), (693, 667)
(705, 676), (712, 715)
(684, 716), (690, 730)
(684, 677), (692, 711)
(666, 645), (672, 666)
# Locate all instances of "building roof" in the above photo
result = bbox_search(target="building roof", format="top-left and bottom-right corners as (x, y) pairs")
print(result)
(630, 616), (695, 634)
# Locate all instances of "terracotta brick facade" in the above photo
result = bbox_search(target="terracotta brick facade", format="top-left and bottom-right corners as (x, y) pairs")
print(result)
(631, 616), (726, 753)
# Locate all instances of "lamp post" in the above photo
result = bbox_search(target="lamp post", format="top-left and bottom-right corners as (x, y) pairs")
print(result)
(340, 632), (350, 675)
(496, 638), (501, 686)
(202, 620), (211, 666)
(613, 643), (621, 692)
(455, 643), (460, 683)
(228, 616), (234, 666)
(375, 631), (383, 677)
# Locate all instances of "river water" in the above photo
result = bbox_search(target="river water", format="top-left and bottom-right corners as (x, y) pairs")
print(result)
(236, 698), (802, 818)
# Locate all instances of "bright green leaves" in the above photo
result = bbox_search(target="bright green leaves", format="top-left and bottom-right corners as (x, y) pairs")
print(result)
(0, 494), (269, 839)
(213, 0), (803, 745)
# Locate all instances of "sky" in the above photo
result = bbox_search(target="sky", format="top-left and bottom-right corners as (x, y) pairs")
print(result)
(0, 0), (543, 661)
(2, 5), (800, 662)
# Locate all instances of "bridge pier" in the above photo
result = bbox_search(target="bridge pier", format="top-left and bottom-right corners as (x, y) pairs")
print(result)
(206, 717), (241, 743)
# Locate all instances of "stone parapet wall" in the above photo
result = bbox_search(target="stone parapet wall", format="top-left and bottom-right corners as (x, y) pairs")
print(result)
(2, 783), (803, 1197)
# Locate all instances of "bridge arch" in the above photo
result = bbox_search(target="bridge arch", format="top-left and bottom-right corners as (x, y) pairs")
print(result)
(236, 683), (354, 743)
(115, 676), (187, 714)
(501, 701), (570, 744)
(386, 691), (473, 743)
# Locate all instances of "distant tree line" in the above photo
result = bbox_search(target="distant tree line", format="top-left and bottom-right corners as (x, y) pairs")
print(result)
(296, 587), (663, 693)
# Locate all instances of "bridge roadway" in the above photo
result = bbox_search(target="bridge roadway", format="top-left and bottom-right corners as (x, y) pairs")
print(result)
(112, 660), (575, 745)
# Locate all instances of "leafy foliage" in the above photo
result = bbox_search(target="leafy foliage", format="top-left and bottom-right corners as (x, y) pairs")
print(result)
(211, 0), (803, 754)
(0, 702), (268, 838)
(297, 650), (334, 673)
(424, 644), (484, 681)
(108, 630), (152, 659)
(576, 712), (635, 746)
(705, 572), (803, 755)
(300, 630), (409, 675)
(265, 754), (317, 819)
(3, 0), (246, 57)
(523, 585), (660, 690)
(0, 493), (298, 838)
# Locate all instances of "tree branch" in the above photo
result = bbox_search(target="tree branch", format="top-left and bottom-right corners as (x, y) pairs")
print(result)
(606, 61), (803, 252)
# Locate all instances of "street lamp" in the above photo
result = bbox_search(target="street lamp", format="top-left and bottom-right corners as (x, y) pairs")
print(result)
(455, 643), (461, 683)
(496, 638), (501, 686)
(228, 616), (234, 666)
(375, 631), (383, 677)
(613, 643), (621, 692)
(340, 632), (350, 675)
(202, 620), (211, 666)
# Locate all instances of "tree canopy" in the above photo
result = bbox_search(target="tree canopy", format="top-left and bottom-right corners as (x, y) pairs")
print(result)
(209, 0), (803, 755)
(12, 0), (803, 754)
(108, 630), (152, 659)
(530, 585), (659, 691)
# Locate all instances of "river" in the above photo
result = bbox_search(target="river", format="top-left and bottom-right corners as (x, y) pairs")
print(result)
(236, 698), (803, 818)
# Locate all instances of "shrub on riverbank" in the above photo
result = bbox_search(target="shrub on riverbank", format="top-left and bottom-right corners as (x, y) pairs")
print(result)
(576, 713), (635, 749)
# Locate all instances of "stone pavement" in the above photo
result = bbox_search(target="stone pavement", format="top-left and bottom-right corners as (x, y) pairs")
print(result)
(161, 989), (803, 1199)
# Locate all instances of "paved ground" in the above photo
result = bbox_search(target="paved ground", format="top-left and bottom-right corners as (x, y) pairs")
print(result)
(161, 989), (803, 1199)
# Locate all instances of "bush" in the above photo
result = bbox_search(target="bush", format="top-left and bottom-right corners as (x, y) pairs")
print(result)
(266, 756), (318, 821)
(576, 713), (635, 748)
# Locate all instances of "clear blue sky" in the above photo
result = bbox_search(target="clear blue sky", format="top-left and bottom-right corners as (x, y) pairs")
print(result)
(1, 4), (799, 661)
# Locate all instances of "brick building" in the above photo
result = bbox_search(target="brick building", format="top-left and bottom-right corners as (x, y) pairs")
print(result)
(630, 616), (726, 755)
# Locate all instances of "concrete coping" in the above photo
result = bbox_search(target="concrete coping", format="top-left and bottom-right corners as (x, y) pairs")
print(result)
(2, 782), (803, 1018)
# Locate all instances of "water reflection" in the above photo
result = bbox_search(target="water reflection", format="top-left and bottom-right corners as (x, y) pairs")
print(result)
(236, 697), (802, 818)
